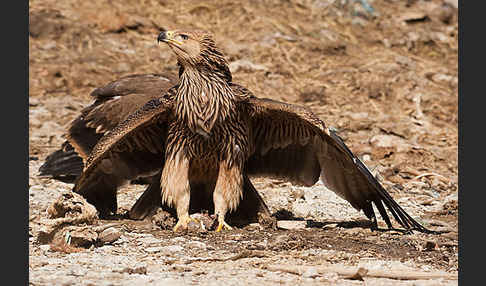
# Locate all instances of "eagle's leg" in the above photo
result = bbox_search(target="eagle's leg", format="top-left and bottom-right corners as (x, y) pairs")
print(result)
(160, 153), (196, 232)
(213, 161), (243, 232)
(128, 174), (162, 220)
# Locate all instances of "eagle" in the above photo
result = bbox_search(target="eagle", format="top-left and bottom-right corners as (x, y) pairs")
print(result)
(39, 73), (270, 225)
(40, 29), (434, 233)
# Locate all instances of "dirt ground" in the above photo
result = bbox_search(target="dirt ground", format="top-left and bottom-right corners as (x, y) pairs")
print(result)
(29, 0), (458, 285)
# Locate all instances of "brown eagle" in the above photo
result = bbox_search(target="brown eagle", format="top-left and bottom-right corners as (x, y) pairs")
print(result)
(39, 69), (270, 224)
(42, 29), (434, 233)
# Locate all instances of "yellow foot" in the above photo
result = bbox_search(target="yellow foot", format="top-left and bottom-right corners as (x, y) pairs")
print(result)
(216, 220), (233, 232)
(173, 215), (199, 232)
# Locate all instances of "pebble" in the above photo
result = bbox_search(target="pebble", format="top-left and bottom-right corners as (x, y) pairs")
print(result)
(137, 236), (162, 245)
(98, 227), (121, 244)
(431, 73), (456, 85)
(187, 241), (207, 249)
(292, 201), (312, 218)
(116, 264), (148, 275)
(145, 245), (184, 254)
(323, 223), (338, 230)
(277, 220), (307, 230)
(369, 134), (411, 152)
(145, 246), (166, 253)
(302, 267), (320, 278)
(171, 237), (186, 243)
(164, 245), (184, 252)
(29, 97), (40, 107)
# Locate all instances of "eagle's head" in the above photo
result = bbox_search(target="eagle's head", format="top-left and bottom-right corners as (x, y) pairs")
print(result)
(158, 29), (231, 81)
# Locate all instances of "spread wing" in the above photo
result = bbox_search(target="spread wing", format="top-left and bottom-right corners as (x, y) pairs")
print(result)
(72, 95), (175, 216)
(245, 97), (432, 233)
(39, 74), (177, 181)
(68, 73), (178, 158)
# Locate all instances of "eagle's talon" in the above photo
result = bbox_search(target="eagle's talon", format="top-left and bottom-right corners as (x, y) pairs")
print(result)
(173, 215), (199, 232)
(215, 220), (233, 232)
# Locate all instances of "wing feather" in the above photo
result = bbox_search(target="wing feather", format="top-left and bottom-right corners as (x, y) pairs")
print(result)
(67, 74), (177, 159)
(244, 97), (434, 233)
(72, 97), (174, 215)
(39, 74), (177, 182)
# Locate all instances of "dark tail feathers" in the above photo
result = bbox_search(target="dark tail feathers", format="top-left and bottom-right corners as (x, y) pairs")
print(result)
(38, 143), (84, 183)
(329, 129), (438, 234)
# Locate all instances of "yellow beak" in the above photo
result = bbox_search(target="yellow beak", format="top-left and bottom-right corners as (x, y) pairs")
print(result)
(157, 30), (183, 46)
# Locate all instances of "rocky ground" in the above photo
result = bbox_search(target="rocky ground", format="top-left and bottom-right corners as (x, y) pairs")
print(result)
(29, 0), (458, 285)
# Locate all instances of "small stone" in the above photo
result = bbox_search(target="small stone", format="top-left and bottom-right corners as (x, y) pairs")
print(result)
(400, 12), (429, 23)
(187, 241), (207, 249)
(145, 246), (165, 253)
(171, 237), (186, 243)
(431, 73), (455, 84)
(29, 98), (40, 107)
(277, 220), (307, 230)
(302, 267), (319, 278)
(323, 223), (338, 230)
(124, 265), (147, 275)
(98, 227), (121, 244)
(291, 201), (312, 218)
(369, 134), (410, 152)
(163, 245), (184, 252)
(136, 236), (162, 245)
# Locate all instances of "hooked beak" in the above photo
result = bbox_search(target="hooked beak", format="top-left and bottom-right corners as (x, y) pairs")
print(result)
(157, 31), (168, 43)
(157, 30), (182, 46)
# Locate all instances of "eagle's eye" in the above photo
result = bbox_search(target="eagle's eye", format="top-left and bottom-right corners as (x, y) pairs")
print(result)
(176, 34), (189, 41)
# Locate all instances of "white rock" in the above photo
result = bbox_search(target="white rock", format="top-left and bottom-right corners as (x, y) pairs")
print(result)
(292, 201), (312, 218)
(369, 134), (411, 152)
(302, 267), (319, 278)
(163, 245), (184, 252)
(145, 246), (165, 253)
(137, 236), (162, 245)
(277, 220), (307, 230)
(186, 241), (207, 249)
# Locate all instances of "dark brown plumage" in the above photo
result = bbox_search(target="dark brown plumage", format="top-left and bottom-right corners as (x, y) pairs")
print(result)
(39, 73), (178, 183)
(69, 29), (434, 233)
(39, 72), (270, 225)
(38, 35), (271, 225)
